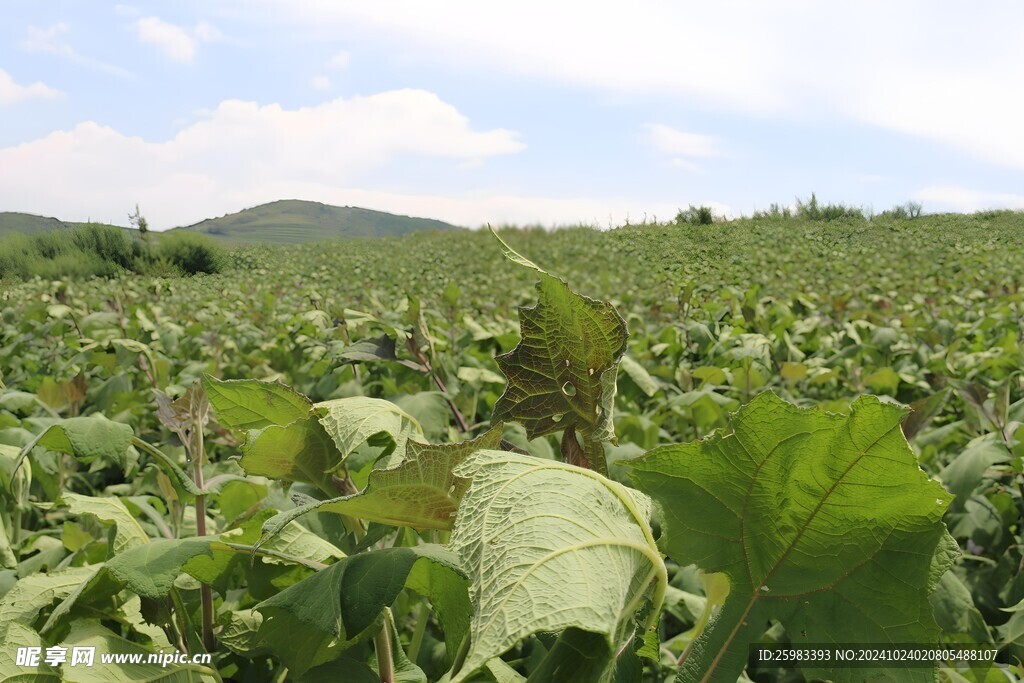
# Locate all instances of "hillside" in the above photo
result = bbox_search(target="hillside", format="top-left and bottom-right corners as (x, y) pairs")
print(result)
(0, 211), (130, 237)
(173, 199), (462, 243)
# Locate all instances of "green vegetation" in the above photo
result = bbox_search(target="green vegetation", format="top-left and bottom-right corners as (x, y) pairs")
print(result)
(175, 199), (462, 243)
(0, 223), (225, 280)
(0, 210), (1022, 682)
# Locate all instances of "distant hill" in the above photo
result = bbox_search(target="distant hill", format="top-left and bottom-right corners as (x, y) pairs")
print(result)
(0, 211), (130, 237)
(172, 200), (462, 244)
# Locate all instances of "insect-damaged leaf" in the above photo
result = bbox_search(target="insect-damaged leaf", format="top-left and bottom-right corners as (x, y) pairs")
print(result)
(490, 230), (627, 474)
(629, 392), (957, 683)
(449, 450), (665, 683)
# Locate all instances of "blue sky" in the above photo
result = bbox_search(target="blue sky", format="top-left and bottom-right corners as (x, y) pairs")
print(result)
(1, 1), (1022, 230)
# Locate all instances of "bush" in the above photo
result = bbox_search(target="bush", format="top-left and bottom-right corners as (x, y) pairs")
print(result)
(154, 232), (226, 275)
(675, 205), (716, 226)
(879, 201), (923, 220)
(795, 193), (865, 221)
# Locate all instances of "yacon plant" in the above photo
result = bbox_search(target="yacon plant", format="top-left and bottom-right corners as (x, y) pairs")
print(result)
(4, 231), (959, 682)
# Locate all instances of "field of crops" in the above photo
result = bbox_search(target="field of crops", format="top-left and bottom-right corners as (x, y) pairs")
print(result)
(1, 211), (1022, 682)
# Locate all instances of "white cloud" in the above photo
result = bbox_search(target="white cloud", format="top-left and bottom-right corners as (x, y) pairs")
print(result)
(133, 17), (222, 63)
(311, 75), (331, 91)
(326, 50), (350, 70)
(0, 68), (62, 105)
(22, 23), (132, 78)
(230, 1), (1024, 169)
(0, 89), (526, 229)
(646, 123), (719, 171)
(912, 186), (1024, 212)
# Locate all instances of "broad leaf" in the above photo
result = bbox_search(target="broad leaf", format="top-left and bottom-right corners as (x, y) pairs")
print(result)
(240, 416), (340, 493)
(60, 492), (149, 554)
(490, 230), (628, 474)
(106, 537), (215, 599)
(254, 544), (465, 677)
(314, 397), (422, 469)
(261, 424), (503, 535)
(449, 450), (665, 683)
(0, 566), (97, 627)
(17, 415), (133, 471)
(60, 620), (218, 682)
(630, 392), (957, 683)
(203, 375), (311, 430)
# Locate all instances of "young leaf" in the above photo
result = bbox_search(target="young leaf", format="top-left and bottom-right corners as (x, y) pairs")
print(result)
(203, 375), (312, 430)
(449, 450), (665, 683)
(490, 230), (628, 474)
(630, 392), (957, 683)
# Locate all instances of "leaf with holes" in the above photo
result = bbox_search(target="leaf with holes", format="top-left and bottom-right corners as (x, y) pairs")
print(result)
(630, 392), (957, 683)
(490, 230), (627, 474)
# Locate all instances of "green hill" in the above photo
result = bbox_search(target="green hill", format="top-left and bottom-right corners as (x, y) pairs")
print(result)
(173, 199), (462, 244)
(0, 211), (130, 237)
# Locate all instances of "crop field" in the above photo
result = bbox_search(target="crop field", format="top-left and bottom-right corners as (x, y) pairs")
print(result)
(1, 211), (1022, 682)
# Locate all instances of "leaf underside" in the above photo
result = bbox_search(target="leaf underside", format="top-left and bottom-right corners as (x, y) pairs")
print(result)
(449, 450), (663, 683)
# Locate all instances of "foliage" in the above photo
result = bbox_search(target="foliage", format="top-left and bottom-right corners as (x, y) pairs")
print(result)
(154, 232), (226, 275)
(0, 212), (1022, 681)
(675, 204), (716, 225)
(795, 192), (865, 221)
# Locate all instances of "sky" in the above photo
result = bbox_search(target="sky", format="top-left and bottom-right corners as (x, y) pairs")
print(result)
(1, 1), (1023, 230)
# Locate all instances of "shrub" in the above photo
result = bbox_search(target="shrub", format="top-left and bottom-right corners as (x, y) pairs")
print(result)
(155, 232), (226, 275)
(795, 193), (865, 221)
(879, 201), (923, 220)
(675, 205), (716, 226)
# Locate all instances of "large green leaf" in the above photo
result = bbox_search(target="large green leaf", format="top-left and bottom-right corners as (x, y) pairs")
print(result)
(254, 544), (465, 677)
(240, 416), (340, 493)
(490, 230), (628, 474)
(630, 392), (957, 683)
(203, 375), (311, 430)
(105, 537), (215, 599)
(449, 450), (665, 683)
(0, 566), (97, 627)
(261, 424), (503, 534)
(60, 493), (149, 554)
(17, 415), (133, 471)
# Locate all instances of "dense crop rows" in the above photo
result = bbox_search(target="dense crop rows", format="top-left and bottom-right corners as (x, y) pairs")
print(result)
(1, 212), (1022, 681)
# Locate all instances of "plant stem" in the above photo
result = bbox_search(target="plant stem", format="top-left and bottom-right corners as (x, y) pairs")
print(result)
(375, 609), (395, 683)
(192, 429), (216, 653)
(406, 599), (430, 665)
(407, 339), (470, 432)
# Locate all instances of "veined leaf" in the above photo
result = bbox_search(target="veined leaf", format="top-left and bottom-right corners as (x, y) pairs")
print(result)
(17, 415), (133, 472)
(490, 230), (628, 474)
(203, 375), (312, 430)
(314, 396), (422, 469)
(449, 450), (665, 683)
(261, 424), (503, 536)
(630, 392), (957, 683)
(0, 566), (97, 627)
(255, 544), (466, 677)
(240, 416), (340, 493)
(60, 620), (219, 682)
(60, 492), (149, 554)
(106, 537), (215, 599)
